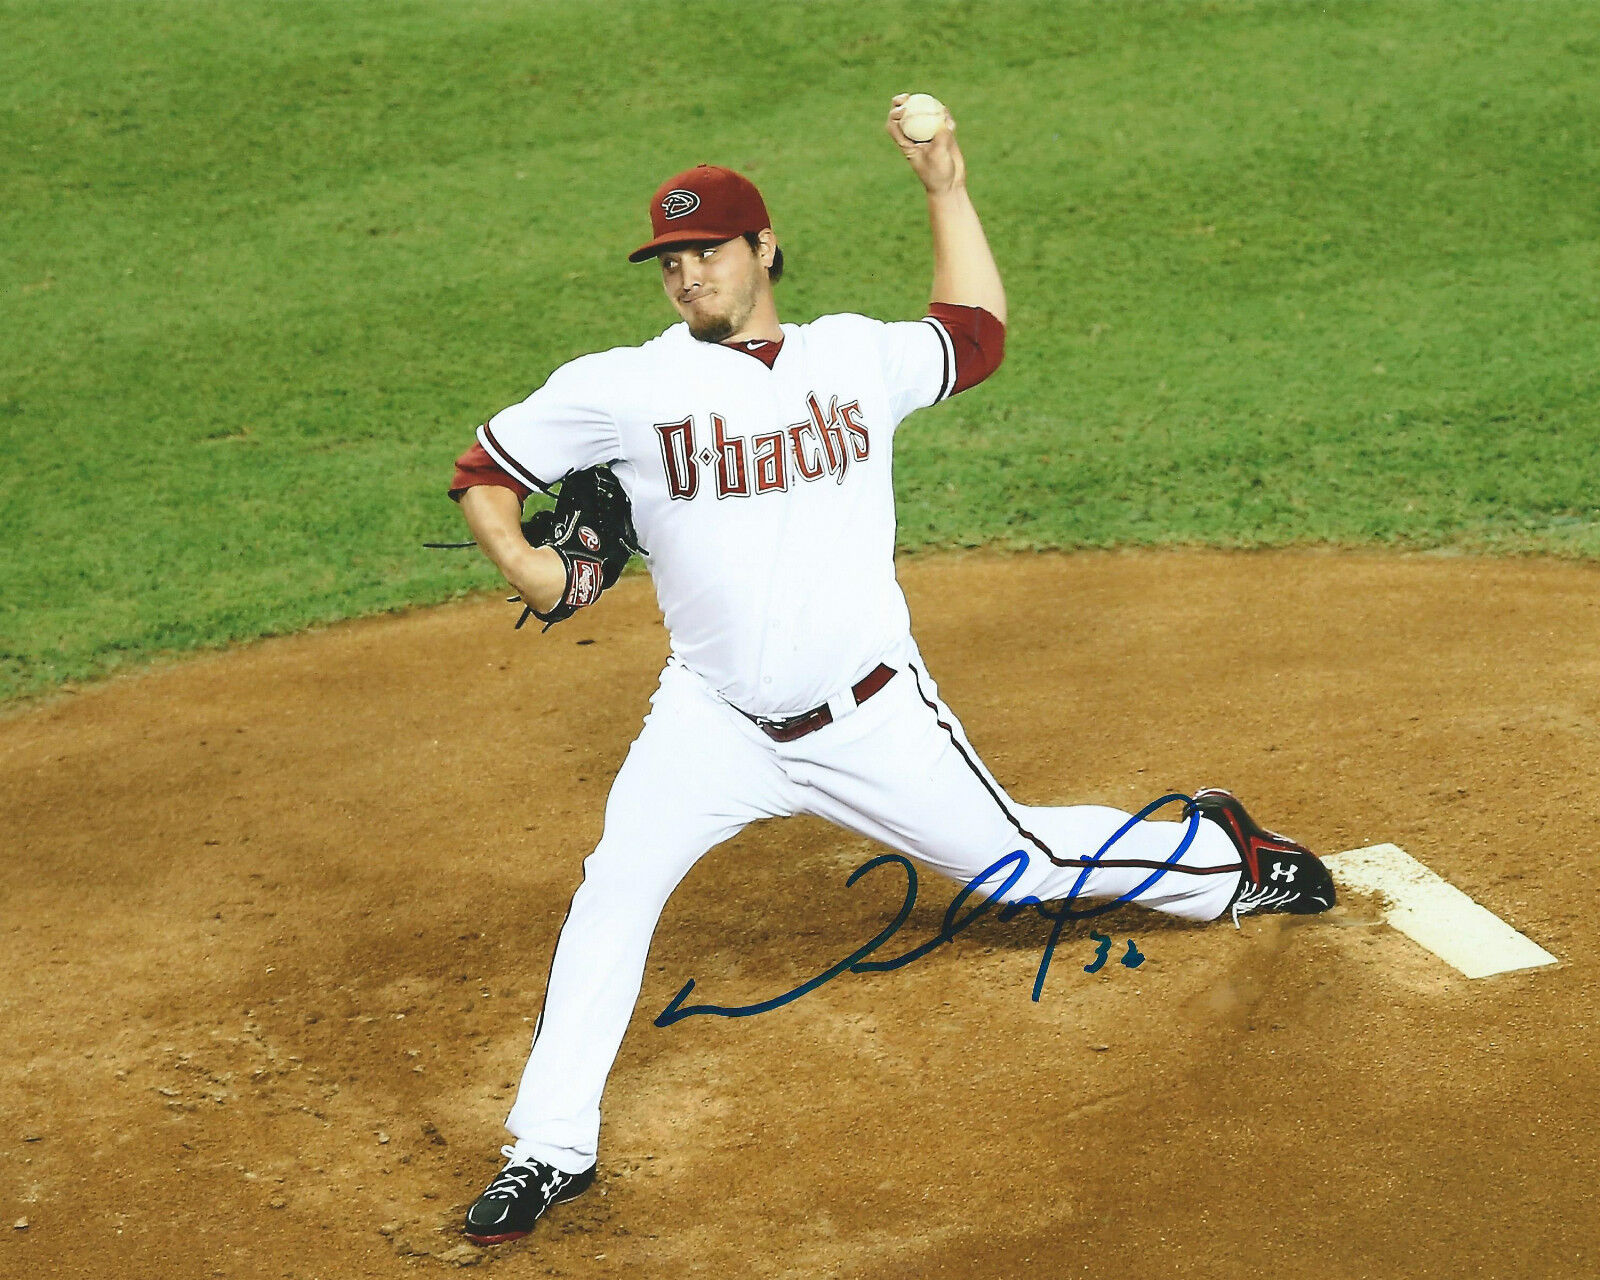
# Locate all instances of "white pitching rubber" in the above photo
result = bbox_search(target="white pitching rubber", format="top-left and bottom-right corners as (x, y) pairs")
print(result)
(1323, 843), (1558, 979)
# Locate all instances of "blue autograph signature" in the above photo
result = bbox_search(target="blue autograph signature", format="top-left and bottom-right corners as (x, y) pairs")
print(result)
(655, 793), (1196, 1027)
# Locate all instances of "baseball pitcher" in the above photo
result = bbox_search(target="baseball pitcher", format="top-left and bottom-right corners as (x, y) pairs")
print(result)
(445, 94), (1336, 1247)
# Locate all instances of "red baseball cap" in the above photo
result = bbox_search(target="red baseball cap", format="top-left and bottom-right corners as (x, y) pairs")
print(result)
(628, 164), (772, 263)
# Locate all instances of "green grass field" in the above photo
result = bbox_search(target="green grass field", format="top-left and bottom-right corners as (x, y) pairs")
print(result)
(3, 0), (1598, 701)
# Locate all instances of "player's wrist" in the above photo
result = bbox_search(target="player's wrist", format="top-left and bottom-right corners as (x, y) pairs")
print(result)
(538, 547), (605, 619)
(509, 544), (568, 614)
(923, 181), (971, 206)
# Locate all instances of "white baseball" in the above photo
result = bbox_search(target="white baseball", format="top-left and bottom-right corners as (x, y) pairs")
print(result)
(899, 93), (947, 144)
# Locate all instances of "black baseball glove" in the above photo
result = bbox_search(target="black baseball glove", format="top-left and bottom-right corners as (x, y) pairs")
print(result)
(514, 464), (645, 630)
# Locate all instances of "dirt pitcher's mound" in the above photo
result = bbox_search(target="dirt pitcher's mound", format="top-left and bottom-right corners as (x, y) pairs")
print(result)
(3, 550), (1597, 1279)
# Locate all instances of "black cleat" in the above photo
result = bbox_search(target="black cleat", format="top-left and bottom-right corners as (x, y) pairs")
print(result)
(463, 1146), (597, 1246)
(1190, 788), (1337, 927)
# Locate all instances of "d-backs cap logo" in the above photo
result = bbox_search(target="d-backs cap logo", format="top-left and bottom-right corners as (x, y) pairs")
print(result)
(661, 189), (701, 219)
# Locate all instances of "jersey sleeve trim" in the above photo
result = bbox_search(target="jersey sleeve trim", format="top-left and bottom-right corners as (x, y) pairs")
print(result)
(925, 303), (1006, 396)
(448, 438), (534, 502)
(919, 316), (957, 403)
(478, 421), (557, 495)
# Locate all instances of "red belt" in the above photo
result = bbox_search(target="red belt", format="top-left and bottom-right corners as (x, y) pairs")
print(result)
(741, 664), (897, 743)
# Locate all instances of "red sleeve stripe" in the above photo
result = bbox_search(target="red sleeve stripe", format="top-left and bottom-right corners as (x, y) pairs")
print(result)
(920, 316), (957, 403)
(927, 303), (1005, 395)
(478, 422), (555, 494)
(449, 440), (533, 501)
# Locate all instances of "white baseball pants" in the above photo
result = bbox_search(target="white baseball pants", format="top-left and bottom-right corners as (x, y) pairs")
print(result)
(504, 641), (1243, 1173)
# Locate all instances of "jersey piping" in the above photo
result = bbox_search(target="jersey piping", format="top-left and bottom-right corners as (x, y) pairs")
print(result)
(920, 317), (956, 402)
(479, 421), (556, 494)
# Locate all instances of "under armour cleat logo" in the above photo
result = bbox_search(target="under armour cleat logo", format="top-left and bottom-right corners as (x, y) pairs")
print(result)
(1270, 861), (1297, 883)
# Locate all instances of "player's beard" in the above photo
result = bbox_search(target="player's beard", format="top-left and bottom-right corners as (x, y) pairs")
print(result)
(684, 274), (759, 344)
(686, 310), (737, 344)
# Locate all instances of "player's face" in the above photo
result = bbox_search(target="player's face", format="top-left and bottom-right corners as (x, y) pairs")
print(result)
(658, 237), (766, 343)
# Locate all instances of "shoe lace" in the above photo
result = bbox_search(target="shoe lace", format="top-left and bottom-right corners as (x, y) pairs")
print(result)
(482, 1145), (536, 1200)
(1230, 882), (1300, 928)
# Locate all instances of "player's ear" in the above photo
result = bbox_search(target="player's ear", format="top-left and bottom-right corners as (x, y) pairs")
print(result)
(741, 229), (783, 283)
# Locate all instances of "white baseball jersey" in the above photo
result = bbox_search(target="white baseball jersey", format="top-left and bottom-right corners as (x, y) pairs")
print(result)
(473, 313), (958, 717)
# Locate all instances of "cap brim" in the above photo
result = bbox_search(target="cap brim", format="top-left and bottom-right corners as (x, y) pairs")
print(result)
(626, 228), (746, 264)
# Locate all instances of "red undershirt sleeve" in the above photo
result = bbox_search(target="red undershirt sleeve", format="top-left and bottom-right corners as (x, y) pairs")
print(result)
(448, 439), (533, 504)
(925, 302), (1006, 396)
